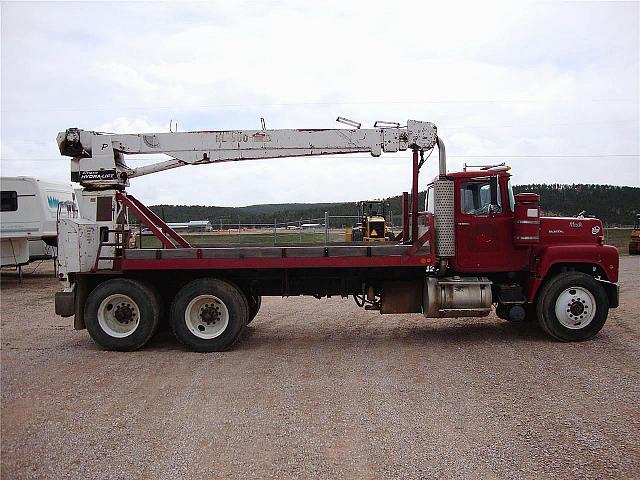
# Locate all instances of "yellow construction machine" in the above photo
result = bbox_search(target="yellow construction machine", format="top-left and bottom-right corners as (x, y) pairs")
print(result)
(629, 214), (640, 255)
(350, 200), (395, 242)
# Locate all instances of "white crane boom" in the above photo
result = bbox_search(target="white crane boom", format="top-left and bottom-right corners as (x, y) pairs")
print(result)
(57, 120), (438, 187)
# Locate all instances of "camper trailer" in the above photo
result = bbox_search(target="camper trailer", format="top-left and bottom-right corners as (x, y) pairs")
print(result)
(1, 177), (75, 269)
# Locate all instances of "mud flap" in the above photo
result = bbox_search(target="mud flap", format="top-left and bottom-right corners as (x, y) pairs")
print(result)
(55, 289), (75, 317)
(597, 279), (619, 309)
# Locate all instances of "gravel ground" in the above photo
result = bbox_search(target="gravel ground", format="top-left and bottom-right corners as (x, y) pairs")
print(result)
(1, 256), (639, 479)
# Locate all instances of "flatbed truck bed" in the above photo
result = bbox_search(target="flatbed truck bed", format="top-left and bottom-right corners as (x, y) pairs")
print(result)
(119, 243), (433, 271)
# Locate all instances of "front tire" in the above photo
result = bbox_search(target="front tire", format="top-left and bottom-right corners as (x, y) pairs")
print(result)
(170, 278), (248, 352)
(536, 272), (609, 341)
(84, 279), (160, 351)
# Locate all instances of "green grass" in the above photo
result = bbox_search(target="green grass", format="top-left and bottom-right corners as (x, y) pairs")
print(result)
(136, 230), (347, 248)
(603, 228), (633, 253)
(136, 228), (635, 253)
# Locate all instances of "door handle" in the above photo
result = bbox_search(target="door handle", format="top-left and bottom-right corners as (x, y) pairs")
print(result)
(457, 222), (471, 226)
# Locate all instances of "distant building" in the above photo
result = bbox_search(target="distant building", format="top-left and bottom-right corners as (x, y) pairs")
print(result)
(301, 223), (323, 230)
(164, 220), (212, 232)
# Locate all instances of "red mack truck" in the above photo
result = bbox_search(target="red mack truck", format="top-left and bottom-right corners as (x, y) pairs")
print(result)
(53, 119), (619, 352)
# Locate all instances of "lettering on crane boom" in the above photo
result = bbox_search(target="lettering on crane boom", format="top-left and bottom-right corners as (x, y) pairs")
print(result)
(72, 170), (117, 182)
(215, 132), (273, 143)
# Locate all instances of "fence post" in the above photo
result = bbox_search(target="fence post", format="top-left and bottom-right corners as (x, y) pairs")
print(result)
(274, 218), (277, 245)
(299, 219), (302, 243)
(325, 211), (329, 244)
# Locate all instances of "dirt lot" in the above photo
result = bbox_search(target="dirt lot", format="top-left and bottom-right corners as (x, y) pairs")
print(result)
(1, 256), (639, 479)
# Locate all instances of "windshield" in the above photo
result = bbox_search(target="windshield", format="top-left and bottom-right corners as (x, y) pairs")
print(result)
(362, 202), (386, 217)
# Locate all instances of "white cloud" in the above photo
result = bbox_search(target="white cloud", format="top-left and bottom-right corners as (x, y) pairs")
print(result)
(1, 0), (638, 207)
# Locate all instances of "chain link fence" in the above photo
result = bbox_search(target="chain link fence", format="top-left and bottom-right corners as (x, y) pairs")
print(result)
(137, 212), (401, 247)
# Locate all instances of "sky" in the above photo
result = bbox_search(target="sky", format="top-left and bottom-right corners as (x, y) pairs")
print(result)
(1, 1), (639, 207)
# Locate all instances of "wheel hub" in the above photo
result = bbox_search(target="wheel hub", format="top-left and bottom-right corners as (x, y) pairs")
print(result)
(98, 294), (141, 338)
(199, 304), (220, 325)
(555, 286), (596, 329)
(114, 304), (134, 324)
(184, 295), (230, 339)
(569, 300), (585, 316)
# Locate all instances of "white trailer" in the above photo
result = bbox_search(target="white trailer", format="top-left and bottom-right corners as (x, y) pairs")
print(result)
(1, 177), (75, 270)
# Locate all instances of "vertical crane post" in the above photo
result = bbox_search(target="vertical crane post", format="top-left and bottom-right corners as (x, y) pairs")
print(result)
(411, 149), (420, 245)
(401, 192), (409, 243)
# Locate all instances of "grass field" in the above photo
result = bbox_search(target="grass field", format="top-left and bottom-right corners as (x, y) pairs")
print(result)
(137, 230), (346, 248)
(604, 228), (633, 253)
(137, 228), (634, 253)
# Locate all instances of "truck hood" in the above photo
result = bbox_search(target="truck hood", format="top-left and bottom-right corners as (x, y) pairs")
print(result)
(540, 217), (603, 245)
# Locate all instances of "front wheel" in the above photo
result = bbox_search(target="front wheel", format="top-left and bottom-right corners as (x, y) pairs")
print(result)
(170, 278), (248, 352)
(536, 272), (609, 341)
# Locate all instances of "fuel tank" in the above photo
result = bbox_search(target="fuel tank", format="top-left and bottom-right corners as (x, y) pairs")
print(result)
(540, 217), (604, 245)
(423, 276), (492, 318)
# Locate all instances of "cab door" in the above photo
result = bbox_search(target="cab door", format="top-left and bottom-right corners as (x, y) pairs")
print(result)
(455, 178), (514, 271)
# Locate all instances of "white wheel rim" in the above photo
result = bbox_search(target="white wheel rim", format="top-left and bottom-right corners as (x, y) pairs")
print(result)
(97, 294), (141, 338)
(184, 295), (229, 339)
(554, 286), (596, 329)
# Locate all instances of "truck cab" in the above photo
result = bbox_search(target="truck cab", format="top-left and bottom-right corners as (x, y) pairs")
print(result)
(426, 166), (619, 336)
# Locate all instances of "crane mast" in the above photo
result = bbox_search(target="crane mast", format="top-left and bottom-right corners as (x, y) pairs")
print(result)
(57, 120), (438, 188)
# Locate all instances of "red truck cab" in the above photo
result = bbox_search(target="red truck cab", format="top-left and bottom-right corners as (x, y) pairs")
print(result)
(426, 168), (619, 339)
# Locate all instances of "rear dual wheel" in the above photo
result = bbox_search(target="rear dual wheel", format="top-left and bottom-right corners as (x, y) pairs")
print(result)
(170, 278), (248, 352)
(84, 278), (161, 351)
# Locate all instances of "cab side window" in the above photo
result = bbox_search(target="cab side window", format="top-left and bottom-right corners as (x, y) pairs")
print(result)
(460, 182), (501, 215)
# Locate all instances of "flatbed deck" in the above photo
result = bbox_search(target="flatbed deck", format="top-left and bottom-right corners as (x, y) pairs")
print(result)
(119, 243), (433, 271)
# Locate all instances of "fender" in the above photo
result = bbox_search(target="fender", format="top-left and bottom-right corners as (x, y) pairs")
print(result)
(526, 244), (619, 302)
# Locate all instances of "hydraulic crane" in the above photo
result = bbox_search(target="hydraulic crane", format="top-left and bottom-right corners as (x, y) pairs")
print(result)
(59, 120), (438, 186)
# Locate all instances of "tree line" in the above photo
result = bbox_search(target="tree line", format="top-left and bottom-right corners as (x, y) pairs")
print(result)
(148, 184), (639, 227)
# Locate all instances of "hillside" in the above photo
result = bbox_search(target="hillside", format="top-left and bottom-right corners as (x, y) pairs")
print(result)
(149, 184), (640, 227)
